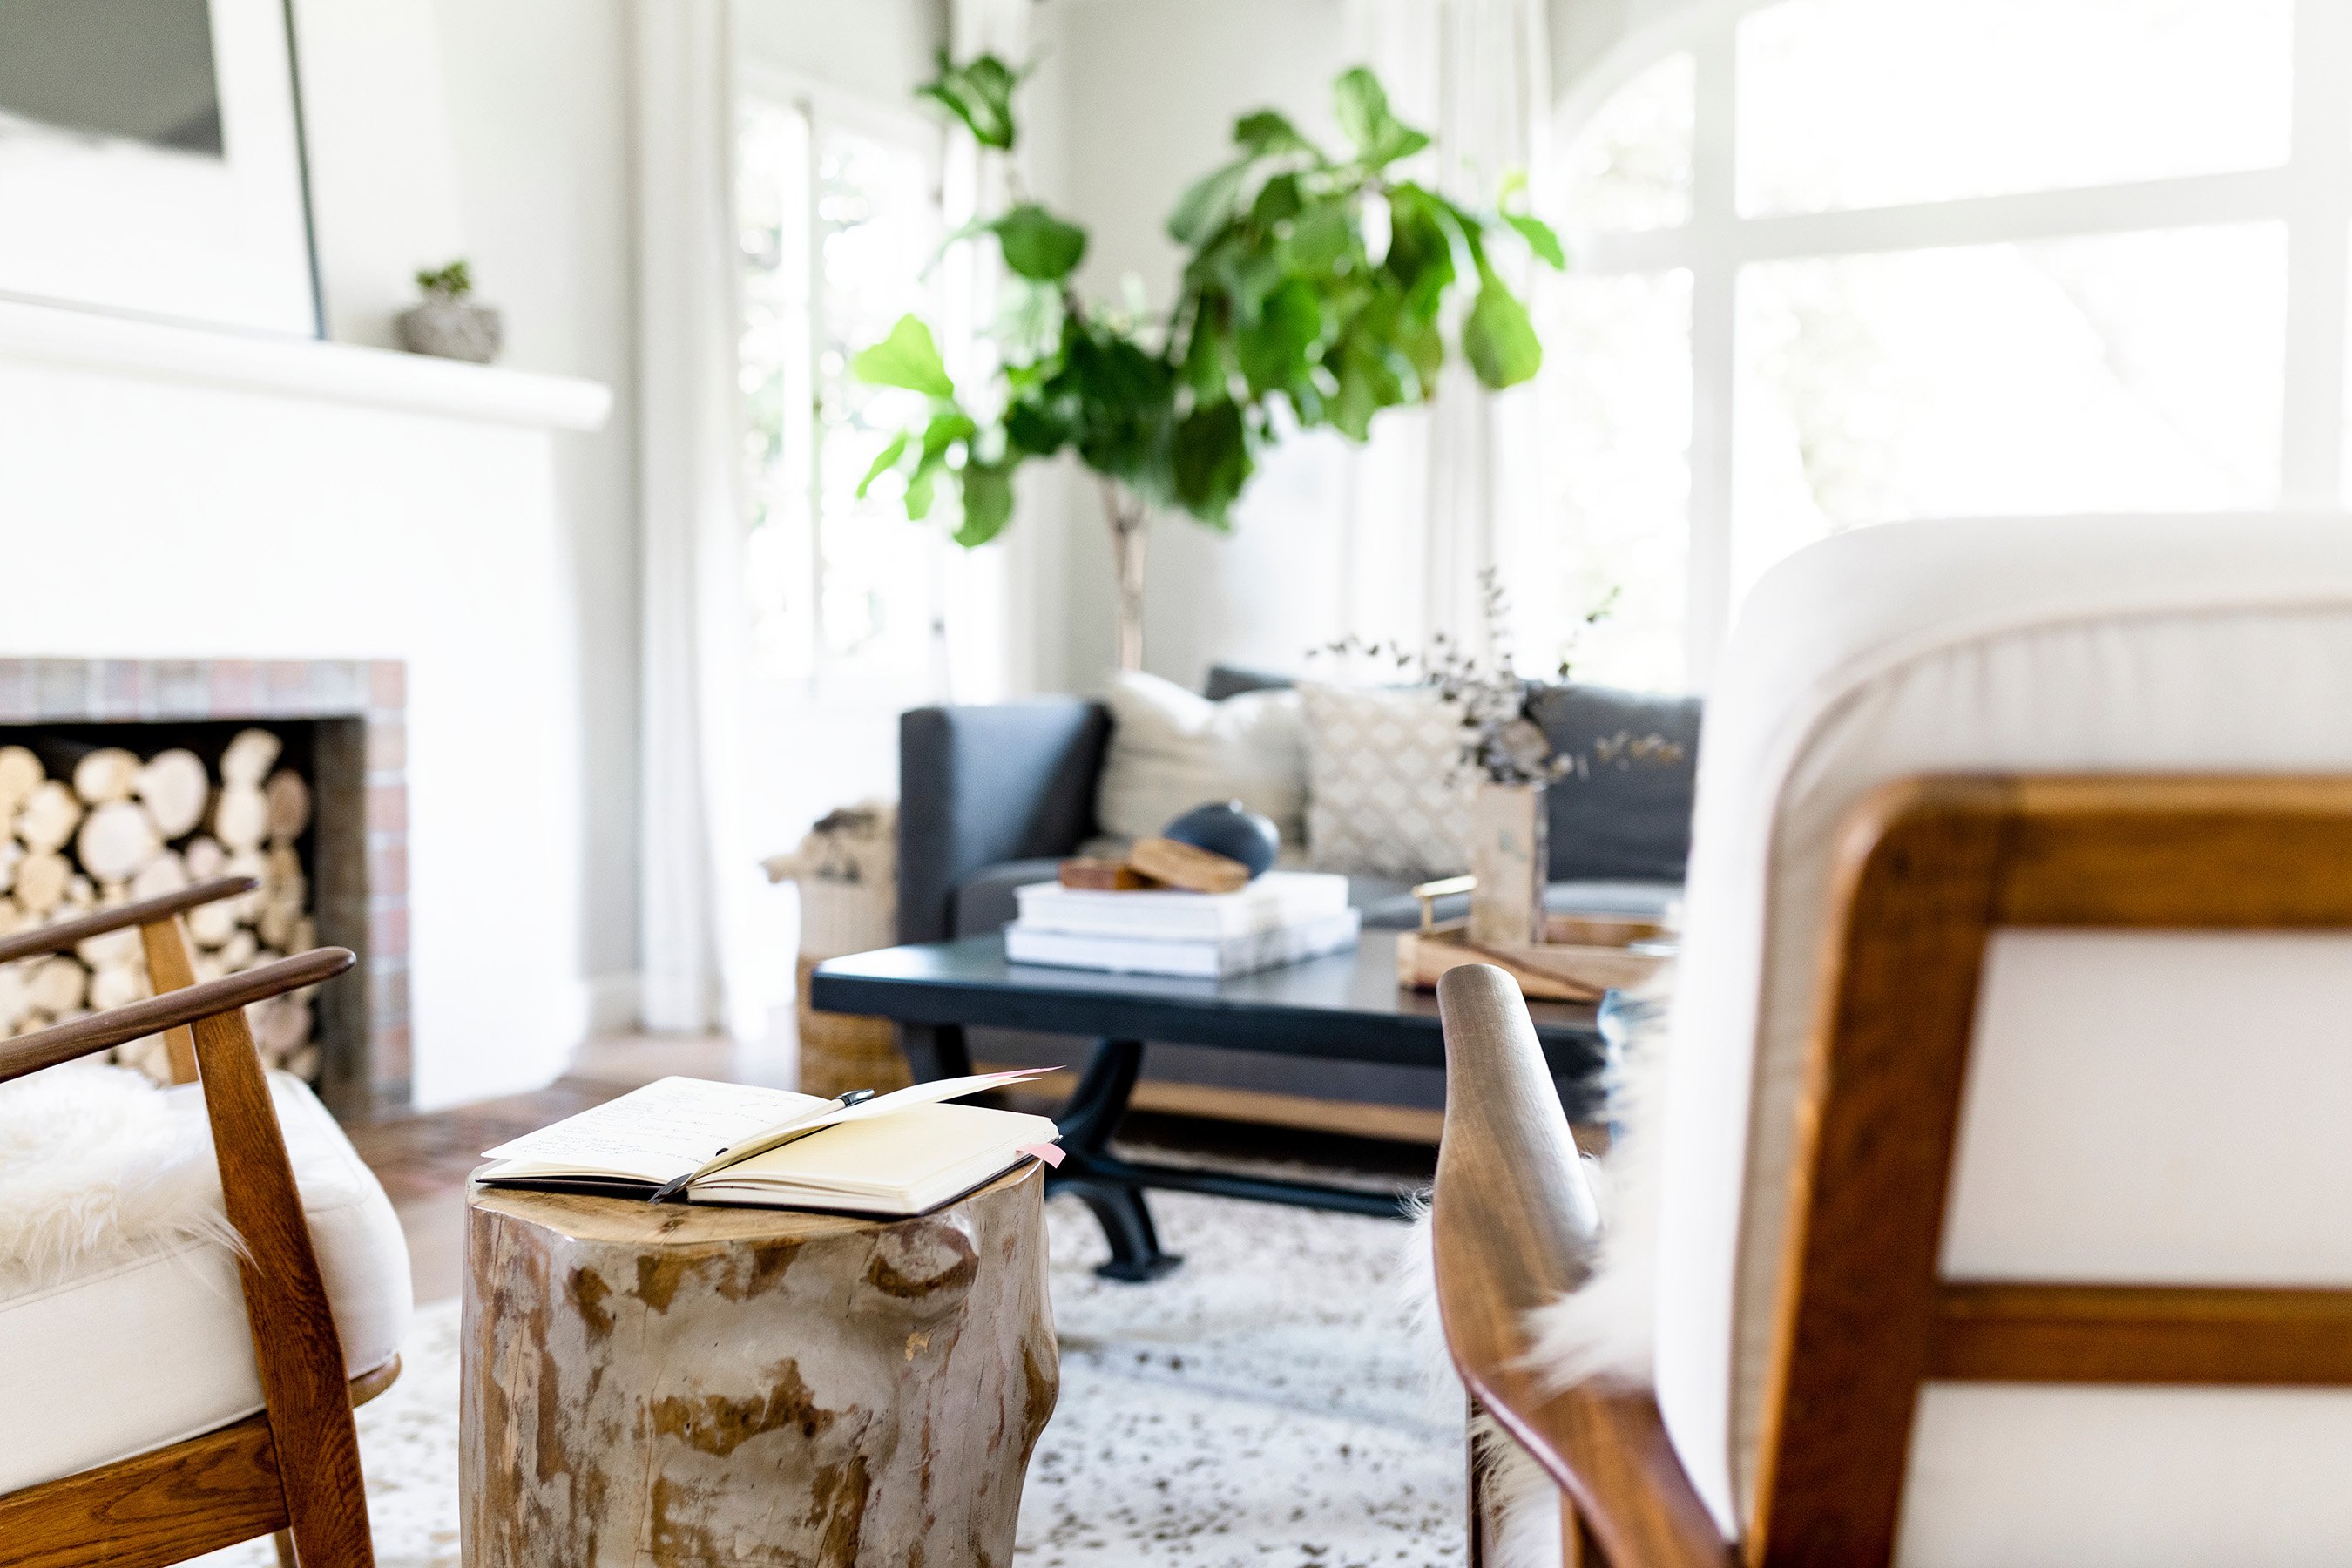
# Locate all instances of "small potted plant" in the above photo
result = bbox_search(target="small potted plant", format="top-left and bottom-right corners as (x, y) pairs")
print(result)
(397, 260), (503, 364)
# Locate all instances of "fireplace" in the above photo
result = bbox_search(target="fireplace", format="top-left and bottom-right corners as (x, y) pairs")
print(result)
(0, 659), (410, 1119)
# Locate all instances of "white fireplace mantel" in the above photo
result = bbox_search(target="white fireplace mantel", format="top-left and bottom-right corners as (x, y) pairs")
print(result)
(0, 298), (612, 431)
(0, 307), (606, 1110)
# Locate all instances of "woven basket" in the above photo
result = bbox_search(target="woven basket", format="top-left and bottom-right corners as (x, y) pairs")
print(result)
(794, 954), (909, 1099)
(773, 802), (911, 1098)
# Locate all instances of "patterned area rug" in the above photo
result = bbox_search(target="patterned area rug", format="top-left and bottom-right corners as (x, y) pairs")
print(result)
(195, 1192), (1462, 1566)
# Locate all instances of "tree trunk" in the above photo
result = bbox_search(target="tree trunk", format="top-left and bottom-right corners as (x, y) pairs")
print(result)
(463, 1166), (1058, 1566)
(1103, 484), (1150, 672)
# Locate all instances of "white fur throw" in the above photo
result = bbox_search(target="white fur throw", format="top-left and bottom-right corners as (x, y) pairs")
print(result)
(1398, 973), (1673, 1568)
(0, 1063), (236, 1296)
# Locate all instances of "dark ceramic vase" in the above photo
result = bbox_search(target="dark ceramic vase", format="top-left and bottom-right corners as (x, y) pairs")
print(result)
(1159, 799), (1280, 879)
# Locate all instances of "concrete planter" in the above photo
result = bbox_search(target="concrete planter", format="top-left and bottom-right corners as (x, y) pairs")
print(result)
(396, 298), (503, 363)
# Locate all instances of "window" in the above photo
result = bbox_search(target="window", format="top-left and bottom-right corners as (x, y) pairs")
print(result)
(1545, 0), (2342, 690)
(737, 89), (946, 694)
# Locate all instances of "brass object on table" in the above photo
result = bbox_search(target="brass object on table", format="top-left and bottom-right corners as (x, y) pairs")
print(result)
(1396, 874), (1675, 1000)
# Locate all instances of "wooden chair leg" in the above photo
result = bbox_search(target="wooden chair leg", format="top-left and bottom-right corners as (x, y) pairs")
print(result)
(273, 1528), (298, 1567)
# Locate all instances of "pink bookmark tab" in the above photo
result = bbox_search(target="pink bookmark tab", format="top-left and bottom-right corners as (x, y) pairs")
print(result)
(1017, 1142), (1065, 1168)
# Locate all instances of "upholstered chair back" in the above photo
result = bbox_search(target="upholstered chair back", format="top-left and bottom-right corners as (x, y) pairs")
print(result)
(1655, 513), (2352, 1564)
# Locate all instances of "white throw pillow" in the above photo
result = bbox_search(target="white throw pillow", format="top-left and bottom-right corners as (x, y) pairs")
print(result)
(1298, 682), (1472, 880)
(1093, 671), (1308, 848)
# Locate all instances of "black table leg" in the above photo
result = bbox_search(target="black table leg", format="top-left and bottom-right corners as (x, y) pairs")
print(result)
(896, 1021), (972, 1082)
(1050, 1037), (1182, 1281)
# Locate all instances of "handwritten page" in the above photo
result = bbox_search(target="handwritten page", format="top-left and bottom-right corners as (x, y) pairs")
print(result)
(481, 1078), (825, 1185)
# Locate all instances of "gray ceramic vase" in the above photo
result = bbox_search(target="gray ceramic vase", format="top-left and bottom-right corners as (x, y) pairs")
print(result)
(396, 299), (504, 364)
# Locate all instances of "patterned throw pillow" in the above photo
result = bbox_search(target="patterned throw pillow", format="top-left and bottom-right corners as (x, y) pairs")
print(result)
(1298, 682), (1473, 880)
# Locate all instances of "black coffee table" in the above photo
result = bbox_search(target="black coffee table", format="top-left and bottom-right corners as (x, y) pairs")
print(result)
(808, 930), (1604, 1281)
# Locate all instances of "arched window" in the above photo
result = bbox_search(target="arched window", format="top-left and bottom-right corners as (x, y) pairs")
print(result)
(1542, 0), (2340, 691)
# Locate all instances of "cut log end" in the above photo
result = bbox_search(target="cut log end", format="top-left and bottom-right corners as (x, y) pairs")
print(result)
(1058, 857), (1158, 891)
(135, 749), (211, 840)
(1127, 836), (1252, 894)
(71, 747), (141, 807)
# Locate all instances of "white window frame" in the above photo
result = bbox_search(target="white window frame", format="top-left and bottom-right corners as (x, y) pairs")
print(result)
(737, 64), (950, 705)
(1551, 0), (2352, 687)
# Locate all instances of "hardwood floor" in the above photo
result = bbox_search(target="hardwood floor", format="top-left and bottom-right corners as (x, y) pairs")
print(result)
(347, 1079), (615, 1304)
(345, 1033), (767, 1303)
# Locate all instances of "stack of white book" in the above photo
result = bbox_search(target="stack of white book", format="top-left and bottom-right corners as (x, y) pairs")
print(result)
(1004, 870), (1361, 979)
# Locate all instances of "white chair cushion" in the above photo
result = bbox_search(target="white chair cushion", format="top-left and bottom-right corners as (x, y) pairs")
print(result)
(0, 1071), (412, 1493)
(1654, 512), (2352, 1556)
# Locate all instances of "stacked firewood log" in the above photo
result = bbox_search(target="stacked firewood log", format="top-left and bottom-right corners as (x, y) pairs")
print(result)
(0, 727), (321, 1082)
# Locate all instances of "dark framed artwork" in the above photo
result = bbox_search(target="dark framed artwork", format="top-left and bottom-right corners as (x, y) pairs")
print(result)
(0, 0), (320, 335)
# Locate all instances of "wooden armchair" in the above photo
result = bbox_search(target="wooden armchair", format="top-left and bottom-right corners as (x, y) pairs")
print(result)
(1432, 512), (2352, 1565)
(1436, 778), (2352, 1565)
(0, 878), (400, 1567)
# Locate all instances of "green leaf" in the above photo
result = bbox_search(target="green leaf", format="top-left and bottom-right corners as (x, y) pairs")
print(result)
(1249, 172), (1305, 229)
(1377, 125), (1430, 165)
(1396, 311), (1444, 392)
(1282, 200), (1355, 275)
(1180, 301), (1232, 402)
(1382, 186), (1457, 307)
(992, 204), (1088, 281)
(1462, 271), (1543, 388)
(1064, 328), (1179, 494)
(1328, 329), (1409, 441)
(1168, 159), (1253, 247)
(904, 450), (943, 519)
(1235, 277), (1321, 397)
(921, 409), (977, 460)
(1334, 68), (1390, 157)
(1333, 67), (1431, 166)
(1505, 213), (1567, 269)
(1233, 109), (1318, 159)
(1004, 397), (1071, 457)
(850, 314), (954, 398)
(855, 430), (909, 499)
(1230, 252), (1287, 317)
(956, 463), (1015, 546)
(919, 51), (1022, 151)
(1172, 400), (1253, 526)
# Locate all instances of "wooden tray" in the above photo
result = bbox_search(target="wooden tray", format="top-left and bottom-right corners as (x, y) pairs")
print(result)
(1395, 912), (1673, 1002)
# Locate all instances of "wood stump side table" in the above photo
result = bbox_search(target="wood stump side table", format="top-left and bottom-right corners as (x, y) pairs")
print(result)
(462, 1163), (1057, 1566)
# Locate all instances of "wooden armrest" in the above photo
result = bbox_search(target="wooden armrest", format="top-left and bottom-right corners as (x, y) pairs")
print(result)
(0, 875), (259, 965)
(0, 946), (354, 1085)
(1432, 963), (1731, 1568)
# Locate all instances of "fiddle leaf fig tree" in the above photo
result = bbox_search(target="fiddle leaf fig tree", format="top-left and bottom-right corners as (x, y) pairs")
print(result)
(854, 54), (1565, 670)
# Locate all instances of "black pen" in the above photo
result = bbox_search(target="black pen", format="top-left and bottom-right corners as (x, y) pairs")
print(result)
(649, 1088), (876, 1204)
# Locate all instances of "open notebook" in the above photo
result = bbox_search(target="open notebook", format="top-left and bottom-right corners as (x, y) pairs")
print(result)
(475, 1069), (1063, 1216)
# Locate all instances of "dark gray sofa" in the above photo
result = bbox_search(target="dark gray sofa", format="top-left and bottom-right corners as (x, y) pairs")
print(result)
(896, 667), (1702, 1112)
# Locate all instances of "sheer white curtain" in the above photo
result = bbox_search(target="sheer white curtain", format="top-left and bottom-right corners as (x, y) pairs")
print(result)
(634, 0), (764, 1039)
(1342, 0), (1555, 657)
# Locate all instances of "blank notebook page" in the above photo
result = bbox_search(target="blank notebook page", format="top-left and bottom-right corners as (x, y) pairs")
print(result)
(718, 1102), (1059, 1192)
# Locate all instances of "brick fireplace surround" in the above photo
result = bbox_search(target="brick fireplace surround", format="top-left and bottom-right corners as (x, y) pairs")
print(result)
(0, 658), (411, 1119)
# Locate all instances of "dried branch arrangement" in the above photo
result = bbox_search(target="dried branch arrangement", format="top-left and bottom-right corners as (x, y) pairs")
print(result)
(1312, 570), (1621, 786)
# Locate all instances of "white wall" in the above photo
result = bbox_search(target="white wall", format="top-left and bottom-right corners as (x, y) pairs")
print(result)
(291, 0), (642, 1013)
(734, 0), (945, 99)
(0, 351), (591, 1111)
(1031, 0), (1356, 693)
